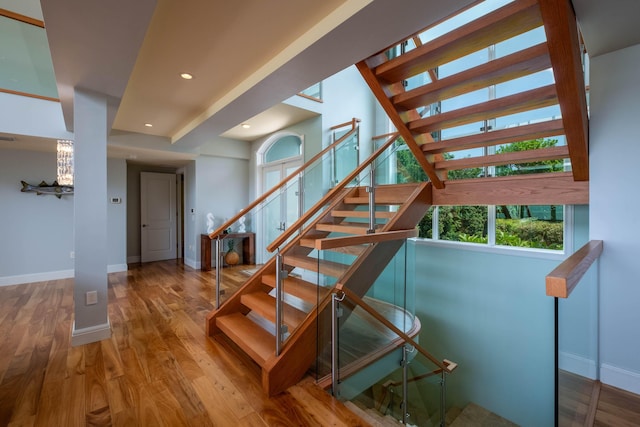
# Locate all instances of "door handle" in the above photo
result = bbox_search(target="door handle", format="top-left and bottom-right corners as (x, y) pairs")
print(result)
(276, 221), (286, 231)
(142, 224), (147, 227)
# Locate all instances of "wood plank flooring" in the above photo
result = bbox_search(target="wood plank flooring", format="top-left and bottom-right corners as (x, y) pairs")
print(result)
(3, 260), (640, 426)
(0, 260), (369, 426)
(559, 370), (640, 426)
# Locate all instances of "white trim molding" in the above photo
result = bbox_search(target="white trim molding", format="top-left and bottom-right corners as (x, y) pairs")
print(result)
(71, 319), (111, 346)
(559, 351), (598, 380)
(0, 263), (128, 286)
(601, 363), (640, 395)
(0, 269), (74, 287)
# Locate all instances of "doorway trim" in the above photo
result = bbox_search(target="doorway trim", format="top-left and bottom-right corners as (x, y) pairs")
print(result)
(256, 132), (304, 263)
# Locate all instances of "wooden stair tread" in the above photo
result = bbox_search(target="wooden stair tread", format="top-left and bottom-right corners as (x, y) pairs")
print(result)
(434, 145), (569, 171)
(408, 84), (558, 134)
(375, 0), (542, 83)
(393, 42), (551, 111)
(316, 222), (381, 235)
(241, 292), (307, 330)
(284, 254), (348, 278)
(331, 209), (395, 219)
(420, 119), (565, 155)
(216, 313), (274, 366)
(262, 274), (330, 303)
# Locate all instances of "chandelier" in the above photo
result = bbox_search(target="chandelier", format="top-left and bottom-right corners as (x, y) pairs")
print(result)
(56, 139), (74, 186)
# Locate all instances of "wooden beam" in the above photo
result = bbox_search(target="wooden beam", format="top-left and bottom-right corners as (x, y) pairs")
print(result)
(546, 240), (603, 298)
(375, 0), (542, 83)
(394, 43), (551, 111)
(356, 61), (444, 188)
(422, 119), (564, 154)
(432, 172), (588, 205)
(409, 85), (558, 134)
(538, 0), (589, 181)
(434, 146), (569, 171)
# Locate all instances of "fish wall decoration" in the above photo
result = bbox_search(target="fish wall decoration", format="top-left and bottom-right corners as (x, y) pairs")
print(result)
(20, 180), (74, 198)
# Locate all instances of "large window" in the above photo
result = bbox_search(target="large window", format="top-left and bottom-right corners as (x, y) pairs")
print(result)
(418, 204), (565, 252)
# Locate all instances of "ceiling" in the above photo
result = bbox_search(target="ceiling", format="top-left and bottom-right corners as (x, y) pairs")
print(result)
(1, 0), (639, 166)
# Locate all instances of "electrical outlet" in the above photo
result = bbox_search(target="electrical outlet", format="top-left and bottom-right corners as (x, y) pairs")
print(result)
(86, 291), (98, 305)
(70, 251), (75, 259)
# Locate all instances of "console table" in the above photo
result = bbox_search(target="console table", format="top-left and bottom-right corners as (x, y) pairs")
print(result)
(200, 232), (255, 271)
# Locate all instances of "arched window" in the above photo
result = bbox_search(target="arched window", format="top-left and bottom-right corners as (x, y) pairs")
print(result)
(257, 132), (303, 166)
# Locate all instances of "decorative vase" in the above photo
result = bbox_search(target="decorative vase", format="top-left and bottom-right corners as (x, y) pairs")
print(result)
(224, 250), (240, 266)
(224, 239), (240, 265)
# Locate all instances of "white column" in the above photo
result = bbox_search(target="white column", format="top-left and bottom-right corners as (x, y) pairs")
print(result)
(71, 88), (111, 346)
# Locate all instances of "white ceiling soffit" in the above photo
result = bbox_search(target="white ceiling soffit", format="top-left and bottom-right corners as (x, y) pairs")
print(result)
(115, 0), (368, 141)
(41, 0), (476, 150)
(221, 104), (319, 142)
(40, 0), (157, 132)
(173, 0), (477, 150)
(572, 0), (640, 58)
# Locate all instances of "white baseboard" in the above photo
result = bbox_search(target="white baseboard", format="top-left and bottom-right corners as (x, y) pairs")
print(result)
(184, 257), (199, 270)
(108, 264), (128, 273)
(0, 264), (128, 287)
(601, 363), (640, 395)
(71, 319), (111, 346)
(0, 269), (74, 287)
(559, 351), (598, 379)
(127, 255), (141, 263)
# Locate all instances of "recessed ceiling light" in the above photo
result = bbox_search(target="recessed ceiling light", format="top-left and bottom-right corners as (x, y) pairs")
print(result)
(241, 123), (251, 129)
(144, 123), (153, 127)
(180, 73), (194, 80)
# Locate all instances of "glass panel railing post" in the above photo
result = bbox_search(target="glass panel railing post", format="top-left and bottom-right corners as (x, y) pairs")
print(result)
(275, 250), (287, 356)
(331, 144), (337, 187)
(331, 291), (345, 397)
(297, 172), (304, 233)
(367, 164), (376, 234)
(401, 344), (410, 424)
(215, 236), (221, 309)
(440, 370), (447, 427)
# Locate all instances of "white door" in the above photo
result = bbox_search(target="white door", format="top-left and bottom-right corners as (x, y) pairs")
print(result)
(141, 172), (177, 262)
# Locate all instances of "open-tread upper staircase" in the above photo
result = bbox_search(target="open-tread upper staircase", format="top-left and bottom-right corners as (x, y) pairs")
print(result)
(207, 182), (431, 396)
(357, 0), (589, 197)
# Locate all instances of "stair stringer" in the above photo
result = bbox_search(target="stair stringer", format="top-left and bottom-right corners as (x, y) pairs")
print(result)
(206, 261), (276, 336)
(338, 181), (432, 298)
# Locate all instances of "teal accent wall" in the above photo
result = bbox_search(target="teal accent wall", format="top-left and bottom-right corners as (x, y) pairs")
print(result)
(410, 205), (589, 426)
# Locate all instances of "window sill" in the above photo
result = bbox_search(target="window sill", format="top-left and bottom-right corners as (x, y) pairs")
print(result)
(411, 237), (568, 261)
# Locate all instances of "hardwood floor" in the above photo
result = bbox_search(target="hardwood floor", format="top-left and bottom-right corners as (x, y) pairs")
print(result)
(3, 261), (640, 426)
(0, 260), (368, 426)
(559, 370), (640, 426)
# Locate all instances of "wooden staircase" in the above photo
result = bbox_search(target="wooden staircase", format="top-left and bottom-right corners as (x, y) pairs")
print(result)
(356, 0), (589, 191)
(206, 182), (431, 396)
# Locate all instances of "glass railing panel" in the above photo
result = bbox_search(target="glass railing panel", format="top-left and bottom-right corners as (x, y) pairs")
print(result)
(332, 130), (359, 187)
(299, 82), (322, 101)
(208, 126), (360, 307)
(312, 243), (363, 383)
(372, 137), (422, 187)
(331, 292), (448, 427)
(557, 261), (599, 426)
(364, 241), (415, 334)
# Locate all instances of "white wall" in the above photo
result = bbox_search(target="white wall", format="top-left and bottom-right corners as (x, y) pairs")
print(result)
(0, 93), (72, 140)
(185, 155), (249, 269)
(0, 149), (128, 285)
(590, 43), (640, 393)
